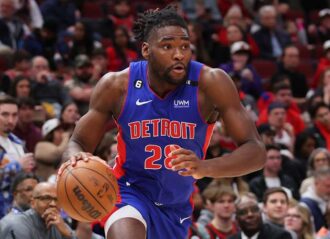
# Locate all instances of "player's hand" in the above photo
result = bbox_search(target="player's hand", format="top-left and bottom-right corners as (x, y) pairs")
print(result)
(169, 146), (205, 179)
(42, 208), (72, 237)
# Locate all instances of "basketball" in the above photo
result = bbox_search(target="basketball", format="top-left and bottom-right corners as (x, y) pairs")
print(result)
(57, 157), (118, 222)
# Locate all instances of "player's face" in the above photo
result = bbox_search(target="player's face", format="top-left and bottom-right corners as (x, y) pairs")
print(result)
(0, 103), (18, 135)
(144, 26), (192, 86)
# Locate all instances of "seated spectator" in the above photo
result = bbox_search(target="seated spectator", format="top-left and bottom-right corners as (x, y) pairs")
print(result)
(0, 182), (75, 238)
(4, 50), (31, 81)
(294, 131), (318, 171)
(13, 97), (42, 153)
(249, 144), (299, 201)
(59, 102), (80, 135)
(252, 5), (291, 60)
(106, 26), (138, 72)
(228, 192), (292, 239)
(91, 48), (109, 83)
(199, 185), (238, 238)
(22, 18), (68, 69)
(312, 40), (330, 88)
(307, 9), (330, 45)
(34, 118), (69, 181)
(300, 167), (330, 232)
(64, 54), (95, 115)
(220, 41), (263, 99)
(300, 148), (330, 195)
(309, 68), (330, 106)
(272, 45), (309, 102)
(66, 20), (101, 62)
(0, 0), (28, 50)
(30, 56), (71, 117)
(72, 220), (104, 239)
(284, 201), (315, 239)
(40, 0), (77, 32)
(207, 177), (250, 199)
(0, 172), (38, 226)
(307, 102), (330, 150)
(257, 81), (305, 136)
(9, 75), (31, 98)
(15, 0), (43, 30)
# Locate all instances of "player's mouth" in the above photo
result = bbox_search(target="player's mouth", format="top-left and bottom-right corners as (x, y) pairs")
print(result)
(171, 64), (186, 74)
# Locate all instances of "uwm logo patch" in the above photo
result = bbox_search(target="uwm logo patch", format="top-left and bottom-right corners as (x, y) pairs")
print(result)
(174, 100), (190, 108)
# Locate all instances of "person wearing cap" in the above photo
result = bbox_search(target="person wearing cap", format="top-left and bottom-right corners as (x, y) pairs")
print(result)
(312, 40), (330, 88)
(220, 41), (263, 99)
(64, 54), (95, 115)
(34, 118), (69, 181)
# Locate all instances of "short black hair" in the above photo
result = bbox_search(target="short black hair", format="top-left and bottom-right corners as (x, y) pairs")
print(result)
(17, 97), (35, 109)
(132, 5), (188, 42)
(265, 144), (281, 152)
(11, 172), (39, 193)
(309, 102), (329, 119)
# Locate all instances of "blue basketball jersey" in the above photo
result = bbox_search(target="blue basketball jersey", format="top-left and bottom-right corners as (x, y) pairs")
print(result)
(113, 60), (214, 206)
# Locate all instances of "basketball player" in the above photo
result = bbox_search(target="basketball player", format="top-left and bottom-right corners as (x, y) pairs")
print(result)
(60, 6), (266, 239)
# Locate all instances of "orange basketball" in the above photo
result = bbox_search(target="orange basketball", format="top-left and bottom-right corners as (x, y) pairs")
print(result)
(57, 157), (118, 222)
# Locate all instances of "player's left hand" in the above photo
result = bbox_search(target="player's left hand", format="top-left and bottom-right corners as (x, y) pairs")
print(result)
(169, 146), (206, 179)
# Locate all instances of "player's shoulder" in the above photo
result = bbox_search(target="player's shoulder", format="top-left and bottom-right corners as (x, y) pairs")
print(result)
(199, 64), (232, 90)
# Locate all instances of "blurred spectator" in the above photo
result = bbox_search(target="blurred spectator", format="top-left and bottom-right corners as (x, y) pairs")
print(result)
(67, 20), (101, 62)
(252, 5), (291, 60)
(309, 68), (330, 106)
(208, 177), (250, 199)
(9, 75), (31, 98)
(22, 18), (68, 69)
(294, 131), (318, 171)
(0, 182), (75, 238)
(0, 0), (28, 49)
(217, 0), (251, 19)
(300, 148), (330, 195)
(101, 0), (134, 39)
(59, 102), (80, 135)
(257, 81), (305, 136)
(30, 56), (71, 117)
(307, 102), (330, 150)
(308, 9), (330, 45)
(265, 102), (295, 151)
(4, 49), (31, 81)
(13, 97), (42, 153)
(220, 41), (263, 99)
(188, 21), (212, 66)
(91, 48), (109, 83)
(0, 172), (38, 227)
(249, 144), (299, 201)
(272, 45), (309, 101)
(300, 167), (330, 232)
(258, 123), (276, 145)
(181, 0), (222, 22)
(15, 0), (43, 30)
(34, 118), (69, 181)
(64, 54), (94, 115)
(228, 193), (292, 239)
(106, 26), (138, 72)
(94, 129), (118, 168)
(40, 0), (77, 33)
(253, 0), (290, 15)
(284, 201), (315, 239)
(312, 40), (330, 88)
(199, 185), (238, 238)
(0, 95), (35, 218)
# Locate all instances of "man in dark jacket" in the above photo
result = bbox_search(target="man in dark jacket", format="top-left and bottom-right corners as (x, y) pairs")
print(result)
(228, 194), (293, 239)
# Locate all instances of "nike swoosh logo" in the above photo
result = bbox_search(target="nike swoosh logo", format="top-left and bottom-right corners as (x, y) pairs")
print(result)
(136, 99), (152, 106)
(179, 216), (191, 224)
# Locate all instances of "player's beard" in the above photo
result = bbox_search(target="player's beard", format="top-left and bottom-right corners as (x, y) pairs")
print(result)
(148, 54), (189, 86)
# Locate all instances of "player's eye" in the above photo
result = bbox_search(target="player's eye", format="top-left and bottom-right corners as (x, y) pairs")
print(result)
(181, 44), (190, 50)
(163, 45), (171, 50)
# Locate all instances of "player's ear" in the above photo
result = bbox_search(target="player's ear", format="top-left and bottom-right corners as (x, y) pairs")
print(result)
(141, 42), (150, 59)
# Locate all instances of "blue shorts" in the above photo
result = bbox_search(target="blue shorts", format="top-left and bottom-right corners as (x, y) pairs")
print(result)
(108, 179), (193, 239)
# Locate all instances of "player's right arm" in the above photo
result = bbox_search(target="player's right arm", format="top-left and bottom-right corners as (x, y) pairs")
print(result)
(60, 69), (128, 167)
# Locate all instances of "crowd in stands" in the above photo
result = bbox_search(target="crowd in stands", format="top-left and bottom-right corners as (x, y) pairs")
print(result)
(0, 0), (330, 238)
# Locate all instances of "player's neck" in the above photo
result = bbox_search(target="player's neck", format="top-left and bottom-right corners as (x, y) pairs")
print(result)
(147, 68), (177, 98)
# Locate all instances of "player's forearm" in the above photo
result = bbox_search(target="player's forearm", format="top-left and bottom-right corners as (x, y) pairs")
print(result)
(61, 139), (85, 163)
(204, 139), (266, 178)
